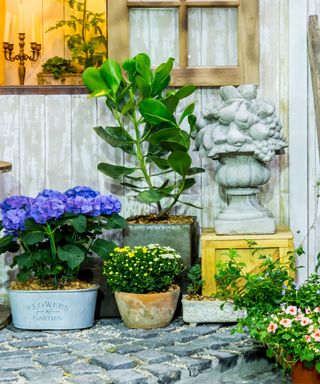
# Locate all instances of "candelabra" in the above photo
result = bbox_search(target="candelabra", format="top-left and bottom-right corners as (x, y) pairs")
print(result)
(3, 33), (41, 85)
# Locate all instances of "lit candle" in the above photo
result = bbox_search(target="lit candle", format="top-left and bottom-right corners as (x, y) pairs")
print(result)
(3, 12), (11, 42)
(11, 15), (17, 42)
(31, 13), (35, 42)
(19, 3), (24, 32)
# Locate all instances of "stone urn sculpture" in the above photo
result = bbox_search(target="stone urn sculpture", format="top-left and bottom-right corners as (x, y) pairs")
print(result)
(194, 85), (287, 235)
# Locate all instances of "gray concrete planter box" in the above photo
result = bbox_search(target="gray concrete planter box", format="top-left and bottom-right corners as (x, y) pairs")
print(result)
(182, 295), (246, 325)
(9, 286), (98, 330)
(123, 219), (200, 269)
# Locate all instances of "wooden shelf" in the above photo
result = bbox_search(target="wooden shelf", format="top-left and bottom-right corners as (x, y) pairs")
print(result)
(0, 86), (88, 95)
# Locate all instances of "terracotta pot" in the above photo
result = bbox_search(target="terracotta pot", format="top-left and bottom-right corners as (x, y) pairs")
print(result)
(292, 361), (320, 384)
(115, 286), (180, 329)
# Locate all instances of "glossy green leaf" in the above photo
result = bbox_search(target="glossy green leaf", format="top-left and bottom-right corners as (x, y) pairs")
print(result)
(21, 231), (45, 245)
(152, 57), (174, 95)
(122, 58), (137, 81)
(135, 53), (153, 85)
(135, 75), (151, 98)
(82, 67), (108, 93)
(149, 127), (180, 145)
(106, 214), (127, 229)
(178, 200), (202, 209)
(147, 156), (170, 170)
(98, 163), (136, 179)
(94, 126), (135, 155)
(188, 114), (197, 134)
(100, 59), (122, 95)
(187, 167), (206, 175)
(0, 235), (18, 254)
(138, 189), (163, 203)
(175, 85), (196, 100)
(181, 177), (196, 191)
(168, 151), (192, 176)
(91, 239), (117, 258)
(301, 349), (315, 362)
(179, 103), (195, 125)
(162, 95), (179, 114)
(139, 99), (177, 127)
(57, 244), (85, 270)
(315, 361), (320, 373)
(65, 215), (87, 233)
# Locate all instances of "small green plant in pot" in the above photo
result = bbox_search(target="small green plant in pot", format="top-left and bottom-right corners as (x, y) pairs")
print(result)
(103, 244), (184, 328)
(47, 0), (107, 70)
(104, 244), (184, 328)
(41, 56), (78, 79)
(82, 53), (204, 219)
(182, 262), (245, 325)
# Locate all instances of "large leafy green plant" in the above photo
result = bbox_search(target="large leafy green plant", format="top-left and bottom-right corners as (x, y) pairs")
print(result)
(47, 0), (107, 69)
(82, 53), (204, 218)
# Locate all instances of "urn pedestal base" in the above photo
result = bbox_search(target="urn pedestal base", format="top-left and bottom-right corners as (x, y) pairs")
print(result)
(201, 226), (294, 296)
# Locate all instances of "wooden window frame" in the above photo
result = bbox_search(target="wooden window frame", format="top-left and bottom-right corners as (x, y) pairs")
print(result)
(108, 0), (259, 86)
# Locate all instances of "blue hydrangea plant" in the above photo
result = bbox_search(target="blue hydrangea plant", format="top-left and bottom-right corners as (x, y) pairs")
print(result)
(0, 186), (126, 287)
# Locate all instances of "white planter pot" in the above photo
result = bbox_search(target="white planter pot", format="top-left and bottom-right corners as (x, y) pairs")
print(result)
(9, 286), (98, 330)
(182, 295), (246, 326)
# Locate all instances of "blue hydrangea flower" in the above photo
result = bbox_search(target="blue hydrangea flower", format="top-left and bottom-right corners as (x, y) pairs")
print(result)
(29, 197), (65, 224)
(37, 189), (66, 201)
(64, 186), (100, 199)
(96, 195), (121, 215)
(0, 195), (32, 212)
(2, 208), (29, 231)
(65, 196), (95, 215)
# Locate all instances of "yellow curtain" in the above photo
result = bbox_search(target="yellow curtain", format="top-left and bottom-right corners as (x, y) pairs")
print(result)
(0, 0), (5, 85)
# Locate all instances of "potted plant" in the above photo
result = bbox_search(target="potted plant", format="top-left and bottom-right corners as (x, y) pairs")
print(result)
(0, 186), (125, 330)
(183, 247), (296, 326)
(253, 305), (320, 384)
(37, 56), (80, 85)
(82, 53), (204, 269)
(103, 244), (184, 328)
(38, 0), (107, 84)
(245, 262), (320, 384)
(182, 263), (246, 326)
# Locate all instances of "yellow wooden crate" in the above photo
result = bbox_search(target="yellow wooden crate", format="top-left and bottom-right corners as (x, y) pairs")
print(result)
(201, 226), (295, 296)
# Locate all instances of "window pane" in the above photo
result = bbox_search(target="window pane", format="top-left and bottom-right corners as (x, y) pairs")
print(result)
(188, 8), (238, 66)
(129, 8), (179, 66)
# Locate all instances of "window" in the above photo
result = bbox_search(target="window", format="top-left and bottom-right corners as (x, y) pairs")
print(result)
(108, 0), (259, 86)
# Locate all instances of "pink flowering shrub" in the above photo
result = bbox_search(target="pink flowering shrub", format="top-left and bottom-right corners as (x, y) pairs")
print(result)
(255, 305), (320, 372)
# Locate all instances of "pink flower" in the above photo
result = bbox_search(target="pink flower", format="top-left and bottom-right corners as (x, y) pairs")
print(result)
(267, 322), (278, 333)
(314, 307), (320, 313)
(309, 325), (314, 333)
(306, 308), (312, 315)
(301, 318), (313, 326)
(305, 335), (311, 343)
(295, 314), (304, 321)
(285, 306), (298, 316)
(279, 318), (292, 328)
(311, 329), (320, 342)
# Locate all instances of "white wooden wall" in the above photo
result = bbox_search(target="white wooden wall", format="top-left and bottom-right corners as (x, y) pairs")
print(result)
(1, 0), (320, 299)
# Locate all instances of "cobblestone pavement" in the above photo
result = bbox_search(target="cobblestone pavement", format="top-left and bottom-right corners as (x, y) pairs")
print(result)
(0, 318), (290, 384)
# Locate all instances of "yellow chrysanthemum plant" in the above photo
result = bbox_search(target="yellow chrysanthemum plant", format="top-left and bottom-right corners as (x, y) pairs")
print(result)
(103, 244), (184, 294)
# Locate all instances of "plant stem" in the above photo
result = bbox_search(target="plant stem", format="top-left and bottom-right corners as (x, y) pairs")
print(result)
(159, 178), (186, 217)
(132, 109), (162, 213)
(114, 97), (163, 214)
(45, 224), (57, 260)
